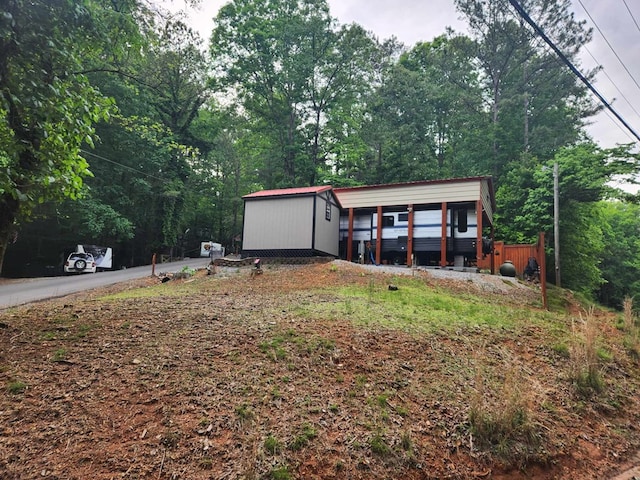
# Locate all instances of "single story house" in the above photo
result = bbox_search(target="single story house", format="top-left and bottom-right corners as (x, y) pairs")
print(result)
(241, 176), (495, 270)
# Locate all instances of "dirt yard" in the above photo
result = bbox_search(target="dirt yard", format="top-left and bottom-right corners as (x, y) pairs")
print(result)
(1, 261), (639, 479)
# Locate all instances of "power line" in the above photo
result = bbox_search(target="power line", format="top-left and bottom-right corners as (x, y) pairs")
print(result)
(583, 45), (640, 120)
(506, 0), (640, 143)
(80, 149), (169, 182)
(622, 0), (640, 35)
(577, 0), (640, 94)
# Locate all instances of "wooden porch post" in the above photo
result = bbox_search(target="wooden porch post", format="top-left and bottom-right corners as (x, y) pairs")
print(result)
(347, 208), (354, 262)
(407, 204), (414, 267)
(476, 200), (483, 267)
(490, 225), (496, 274)
(376, 205), (383, 265)
(440, 202), (447, 267)
(538, 232), (548, 310)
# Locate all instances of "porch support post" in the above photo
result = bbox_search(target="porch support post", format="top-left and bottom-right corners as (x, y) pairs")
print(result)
(347, 208), (354, 262)
(376, 205), (383, 265)
(407, 204), (414, 266)
(476, 200), (483, 267)
(440, 202), (447, 267)
(490, 225), (496, 274)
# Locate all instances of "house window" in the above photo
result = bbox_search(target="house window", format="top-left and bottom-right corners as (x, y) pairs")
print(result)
(457, 209), (468, 232)
(325, 200), (331, 221)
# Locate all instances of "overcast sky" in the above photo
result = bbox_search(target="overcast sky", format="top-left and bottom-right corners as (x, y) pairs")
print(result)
(163, 0), (640, 151)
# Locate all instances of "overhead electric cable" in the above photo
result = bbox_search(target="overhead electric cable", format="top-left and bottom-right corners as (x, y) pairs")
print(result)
(622, 0), (640, 34)
(80, 149), (169, 182)
(583, 45), (640, 120)
(577, 0), (640, 93)
(506, 0), (640, 143)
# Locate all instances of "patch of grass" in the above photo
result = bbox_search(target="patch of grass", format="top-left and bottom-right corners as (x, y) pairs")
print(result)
(313, 276), (550, 334)
(264, 435), (282, 455)
(235, 403), (253, 422)
(400, 431), (413, 452)
(596, 347), (613, 362)
(369, 432), (392, 456)
(622, 297), (640, 361)
(570, 310), (605, 398)
(51, 348), (67, 362)
(99, 281), (201, 300)
(41, 331), (58, 341)
(259, 337), (288, 361)
(7, 380), (26, 394)
(469, 359), (541, 467)
(75, 324), (92, 338)
(552, 342), (570, 358)
(269, 465), (291, 480)
(288, 423), (317, 451)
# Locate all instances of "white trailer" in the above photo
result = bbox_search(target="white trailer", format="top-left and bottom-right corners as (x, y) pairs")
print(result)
(339, 205), (482, 265)
(76, 244), (113, 271)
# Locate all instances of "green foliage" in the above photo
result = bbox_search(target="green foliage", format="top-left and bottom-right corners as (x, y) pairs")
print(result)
(269, 465), (292, 480)
(264, 435), (282, 455)
(570, 311), (606, 398)
(312, 276), (548, 333)
(369, 432), (392, 456)
(0, 0), (130, 270)
(288, 423), (317, 451)
(469, 362), (541, 467)
(597, 202), (640, 308)
(7, 380), (26, 395)
(211, 0), (378, 187)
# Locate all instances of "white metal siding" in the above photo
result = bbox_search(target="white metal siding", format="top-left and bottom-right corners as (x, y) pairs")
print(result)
(480, 179), (493, 225)
(314, 195), (340, 256)
(334, 181), (482, 209)
(243, 197), (313, 249)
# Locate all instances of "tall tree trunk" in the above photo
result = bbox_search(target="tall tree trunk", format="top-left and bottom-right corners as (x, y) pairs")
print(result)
(492, 75), (500, 178)
(0, 194), (19, 276)
(523, 59), (529, 150)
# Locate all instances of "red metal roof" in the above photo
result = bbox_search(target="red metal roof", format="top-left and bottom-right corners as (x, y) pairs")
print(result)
(243, 185), (333, 199)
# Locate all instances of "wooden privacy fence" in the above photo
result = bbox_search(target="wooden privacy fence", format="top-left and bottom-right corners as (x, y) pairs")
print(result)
(478, 232), (548, 310)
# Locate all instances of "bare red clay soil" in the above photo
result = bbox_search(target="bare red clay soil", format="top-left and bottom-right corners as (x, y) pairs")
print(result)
(0, 261), (639, 479)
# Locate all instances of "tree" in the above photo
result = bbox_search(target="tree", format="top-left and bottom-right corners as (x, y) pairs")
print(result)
(0, 0), (146, 273)
(366, 33), (489, 183)
(454, 0), (593, 181)
(142, 19), (210, 143)
(597, 201), (640, 309)
(500, 143), (640, 295)
(210, 0), (377, 188)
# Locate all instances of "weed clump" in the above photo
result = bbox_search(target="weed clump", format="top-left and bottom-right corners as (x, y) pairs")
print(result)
(569, 309), (605, 397)
(468, 358), (542, 467)
(7, 380), (26, 395)
(288, 423), (317, 451)
(622, 297), (640, 361)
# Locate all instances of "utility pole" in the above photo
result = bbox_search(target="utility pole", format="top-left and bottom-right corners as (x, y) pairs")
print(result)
(553, 161), (561, 287)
